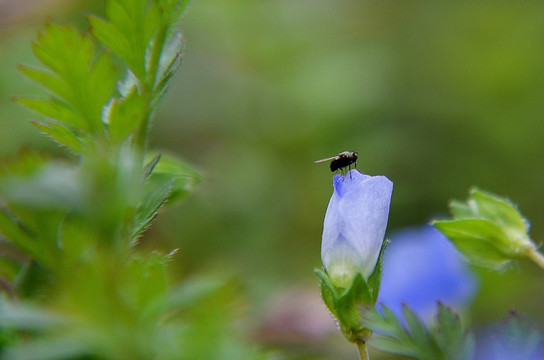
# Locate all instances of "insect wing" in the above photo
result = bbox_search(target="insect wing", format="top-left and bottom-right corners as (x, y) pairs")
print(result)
(314, 156), (338, 163)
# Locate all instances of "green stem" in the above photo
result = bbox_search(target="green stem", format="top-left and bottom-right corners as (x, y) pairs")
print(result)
(356, 341), (369, 360)
(527, 247), (544, 270)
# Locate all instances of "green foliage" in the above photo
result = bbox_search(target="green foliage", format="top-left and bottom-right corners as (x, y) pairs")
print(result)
(13, 0), (188, 154)
(0, 1), (267, 359)
(365, 303), (475, 360)
(433, 188), (542, 271)
(15, 23), (118, 153)
(87, 0), (187, 101)
(485, 311), (544, 360)
(315, 240), (388, 344)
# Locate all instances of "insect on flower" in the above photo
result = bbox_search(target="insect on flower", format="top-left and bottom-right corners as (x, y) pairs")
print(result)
(315, 151), (358, 173)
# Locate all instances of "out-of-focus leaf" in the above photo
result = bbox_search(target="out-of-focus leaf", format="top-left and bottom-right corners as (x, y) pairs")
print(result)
(146, 151), (200, 206)
(167, 276), (226, 310)
(433, 219), (513, 270)
(87, 15), (135, 74)
(0, 257), (21, 283)
(14, 261), (55, 299)
(366, 303), (473, 360)
(15, 97), (84, 131)
(0, 300), (64, 330)
(2, 338), (88, 360)
(435, 304), (475, 360)
(18, 23), (118, 144)
(31, 120), (85, 154)
(153, 32), (183, 105)
(15, 67), (73, 113)
(0, 209), (35, 258)
(0, 163), (81, 210)
(123, 252), (170, 320)
(88, 0), (156, 79)
(433, 188), (539, 271)
(143, 153), (161, 179)
(105, 88), (148, 143)
(133, 173), (172, 241)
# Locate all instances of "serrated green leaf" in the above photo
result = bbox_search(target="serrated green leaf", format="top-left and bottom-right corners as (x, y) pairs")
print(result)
(87, 15), (135, 74)
(366, 305), (446, 360)
(32, 120), (84, 154)
(402, 306), (430, 346)
(106, 89), (148, 143)
(132, 174), (172, 241)
(24, 23), (120, 138)
(15, 97), (85, 131)
(143, 153), (161, 179)
(154, 32), (183, 89)
(90, 0), (153, 79)
(433, 219), (514, 270)
(17, 66), (72, 103)
(86, 50), (119, 116)
(434, 304), (475, 360)
(146, 152), (200, 205)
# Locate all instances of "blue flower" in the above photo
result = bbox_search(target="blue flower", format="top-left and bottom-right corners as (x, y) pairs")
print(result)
(475, 313), (544, 360)
(377, 225), (477, 323)
(321, 170), (393, 288)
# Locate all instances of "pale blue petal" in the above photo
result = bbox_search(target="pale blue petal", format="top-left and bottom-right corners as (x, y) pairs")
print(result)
(321, 170), (393, 283)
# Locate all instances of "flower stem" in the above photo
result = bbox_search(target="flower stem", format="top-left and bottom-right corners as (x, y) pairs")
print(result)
(356, 341), (369, 360)
(527, 247), (544, 270)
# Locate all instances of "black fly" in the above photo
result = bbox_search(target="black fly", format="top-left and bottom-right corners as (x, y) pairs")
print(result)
(315, 151), (358, 173)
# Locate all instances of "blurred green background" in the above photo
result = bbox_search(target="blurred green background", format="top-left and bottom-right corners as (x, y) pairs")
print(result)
(1, 0), (544, 358)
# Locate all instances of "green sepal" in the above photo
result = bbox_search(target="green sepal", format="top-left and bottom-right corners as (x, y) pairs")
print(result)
(315, 269), (373, 343)
(315, 268), (339, 318)
(367, 239), (389, 302)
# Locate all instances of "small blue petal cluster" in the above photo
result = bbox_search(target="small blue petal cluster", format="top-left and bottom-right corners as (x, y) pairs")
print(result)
(321, 170), (393, 288)
(378, 225), (477, 322)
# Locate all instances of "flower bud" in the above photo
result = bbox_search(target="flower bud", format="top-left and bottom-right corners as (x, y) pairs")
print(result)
(321, 170), (393, 288)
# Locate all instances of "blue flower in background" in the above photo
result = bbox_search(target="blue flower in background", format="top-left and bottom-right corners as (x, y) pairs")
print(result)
(321, 170), (393, 288)
(377, 225), (477, 322)
(475, 312), (544, 360)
